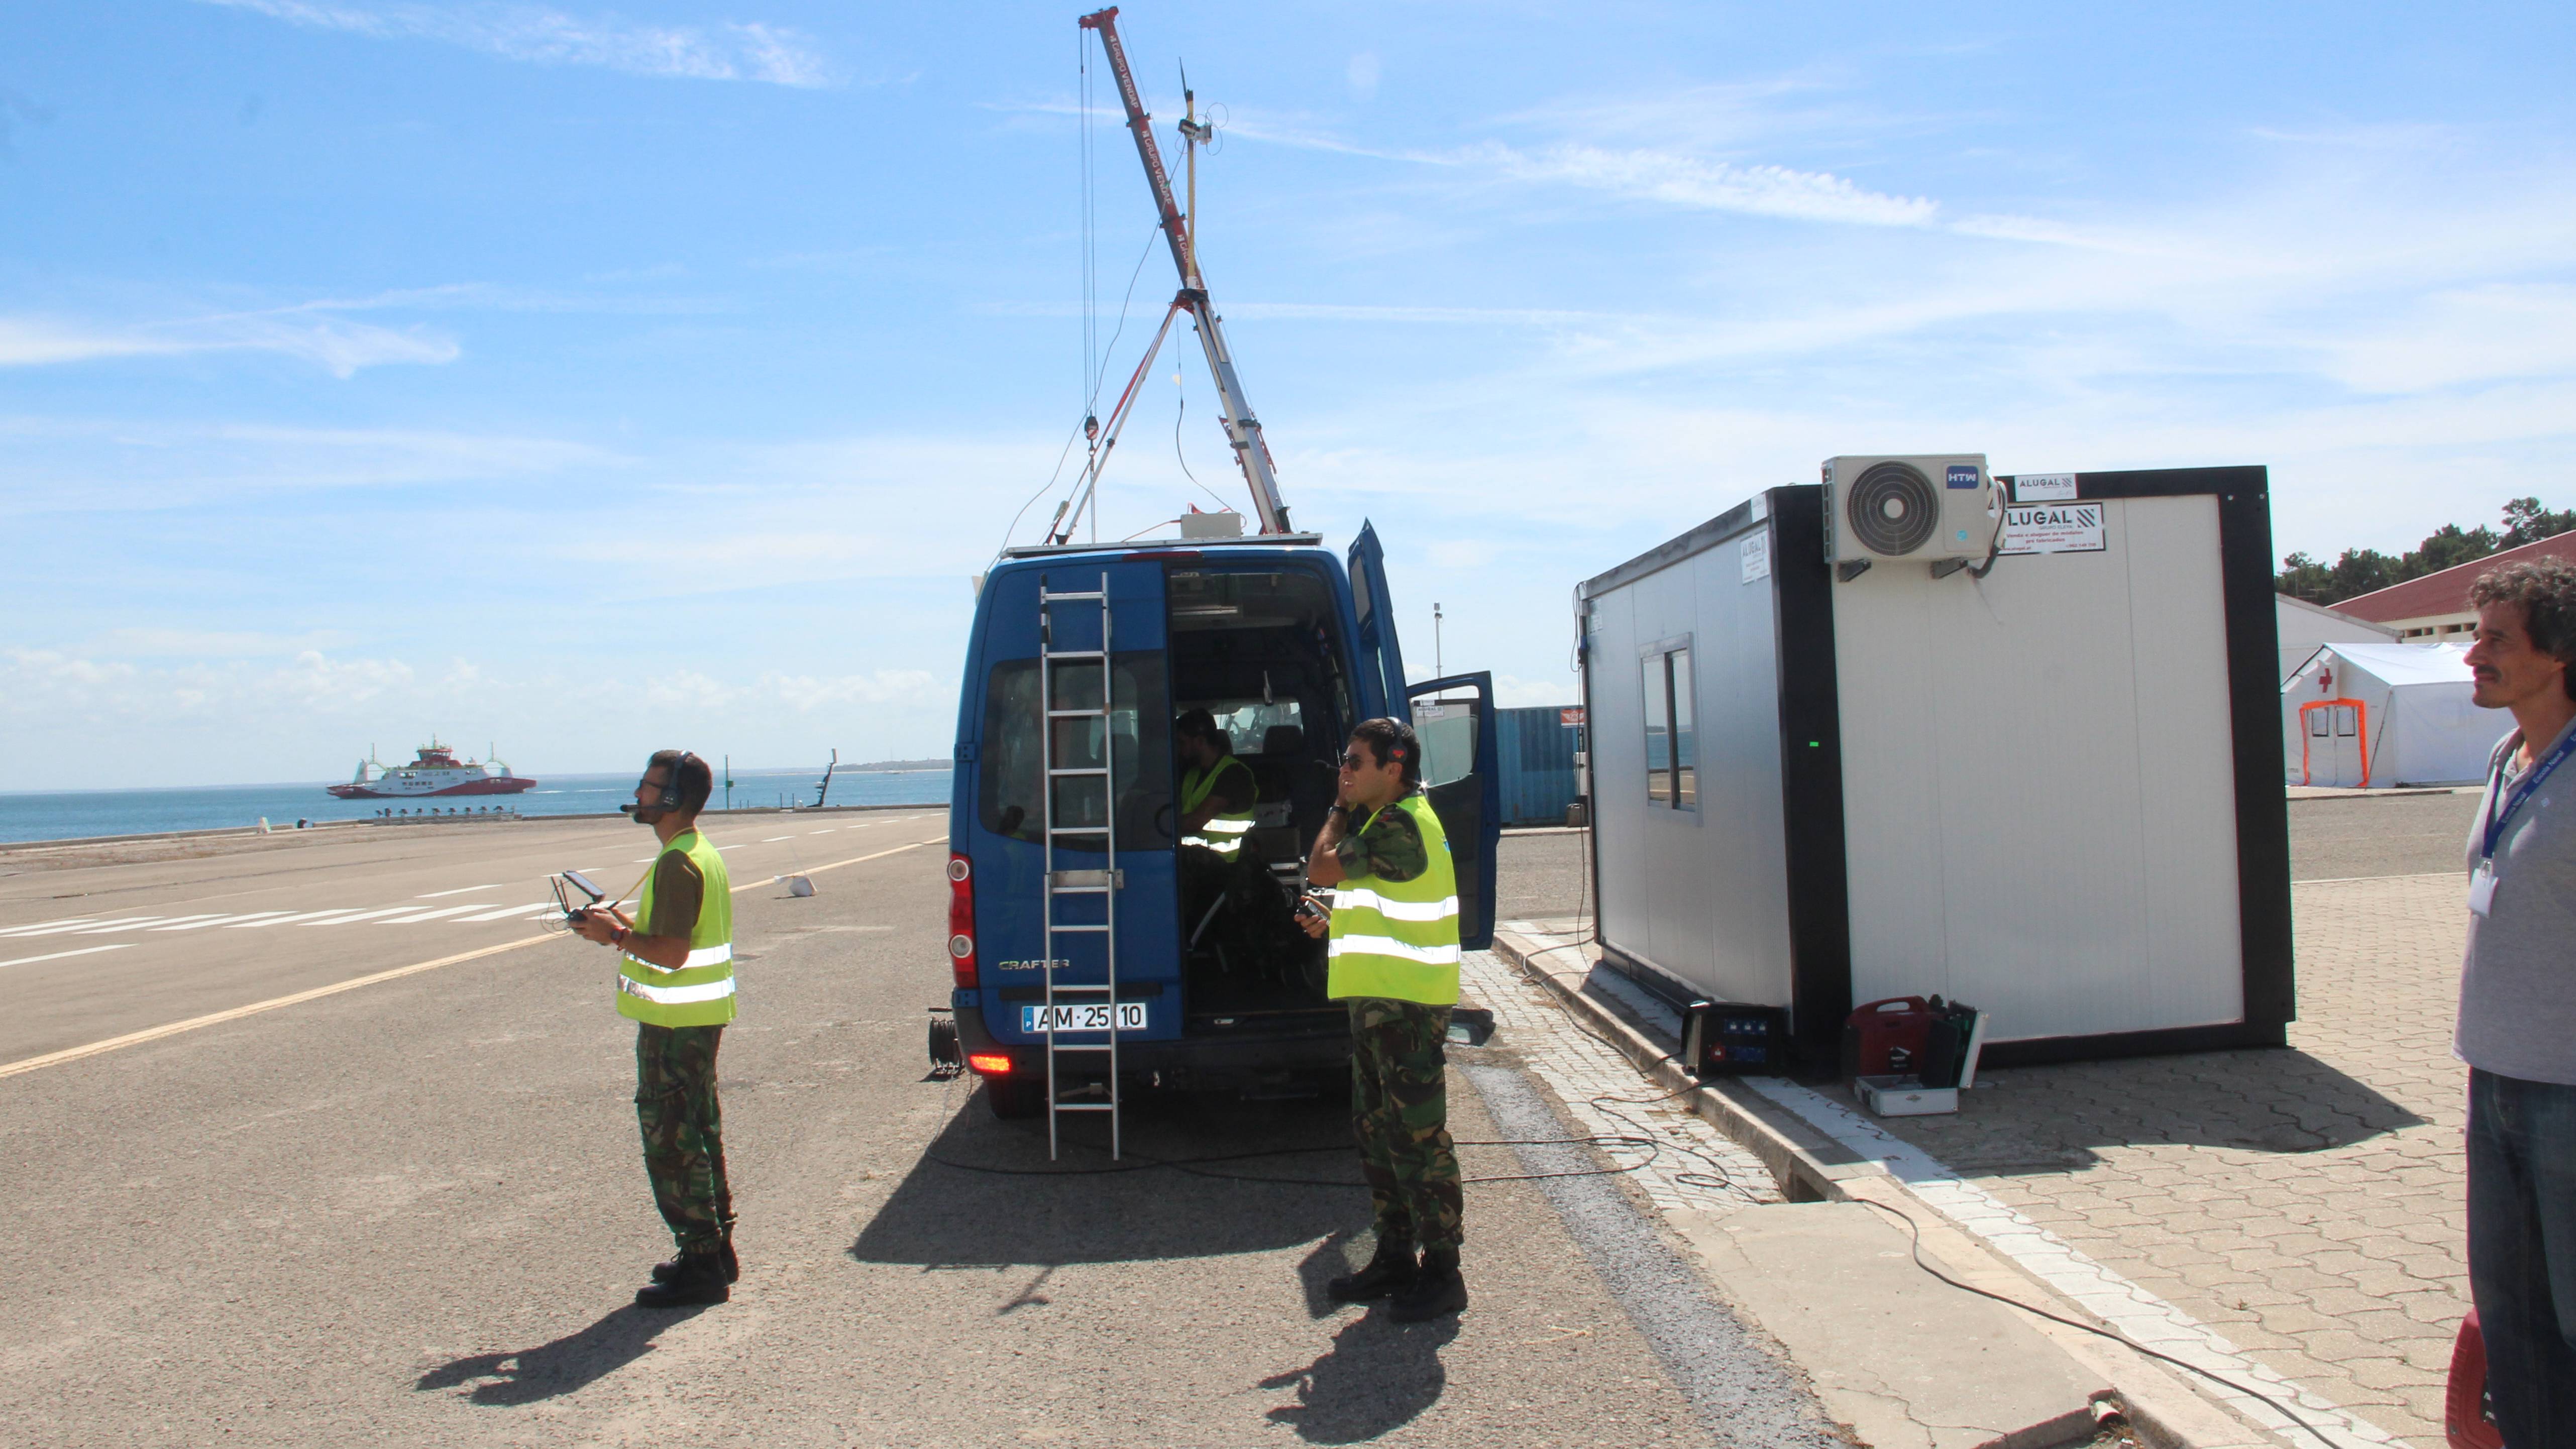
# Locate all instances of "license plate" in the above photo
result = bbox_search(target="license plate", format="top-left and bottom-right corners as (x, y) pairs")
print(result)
(1020, 1002), (1146, 1034)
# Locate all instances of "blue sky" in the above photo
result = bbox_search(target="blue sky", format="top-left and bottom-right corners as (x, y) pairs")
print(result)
(6, 2), (2572, 790)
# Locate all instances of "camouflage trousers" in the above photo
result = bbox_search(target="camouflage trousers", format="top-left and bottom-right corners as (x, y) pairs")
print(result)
(1347, 998), (1463, 1253)
(635, 1024), (734, 1253)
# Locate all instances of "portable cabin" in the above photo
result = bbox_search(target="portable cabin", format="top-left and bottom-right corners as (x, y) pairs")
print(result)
(2275, 593), (2396, 686)
(2282, 641), (2501, 789)
(946, 525), (1502, 1118)
(1576, 467), (2295, 1072)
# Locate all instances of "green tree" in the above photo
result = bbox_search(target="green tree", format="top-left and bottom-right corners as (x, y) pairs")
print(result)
(2325, 548), (2400, 601)
(2500, 497), (2576, 549)
(2402, 522), (2498, 578)
(2276, 551), (2332, 602)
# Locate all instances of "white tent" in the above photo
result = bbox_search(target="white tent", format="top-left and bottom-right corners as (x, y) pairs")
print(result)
(2282, 642), (2505, 788)
(2275, 594), (2397, 685)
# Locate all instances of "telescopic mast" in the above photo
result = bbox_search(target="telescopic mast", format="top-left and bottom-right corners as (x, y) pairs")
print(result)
(1077, 6), (1292, 536)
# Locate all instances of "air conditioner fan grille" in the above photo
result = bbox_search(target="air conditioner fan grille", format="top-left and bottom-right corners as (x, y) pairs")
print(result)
(1846, 462), (1940, 556)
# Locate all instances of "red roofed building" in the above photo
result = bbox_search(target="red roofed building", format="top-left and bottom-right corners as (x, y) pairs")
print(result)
(2330, 531), (2576, 640)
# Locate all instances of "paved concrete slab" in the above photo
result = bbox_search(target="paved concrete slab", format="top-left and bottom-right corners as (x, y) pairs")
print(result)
(1674, 1201), (2104, 1449)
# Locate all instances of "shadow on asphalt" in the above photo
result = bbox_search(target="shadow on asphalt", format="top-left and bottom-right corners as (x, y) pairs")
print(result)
(850, 1084), (1370, 1267)
(1257, 1312), (1460, 1444)
(413, 1302), (709, 1405)
(1896, 1046), (2430, 1174)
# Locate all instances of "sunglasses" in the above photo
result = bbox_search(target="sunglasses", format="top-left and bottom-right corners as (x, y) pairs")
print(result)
(1338, 751), (1371, 770)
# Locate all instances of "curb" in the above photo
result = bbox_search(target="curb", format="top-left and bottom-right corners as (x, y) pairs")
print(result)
(1489, 928), (2305, 1449)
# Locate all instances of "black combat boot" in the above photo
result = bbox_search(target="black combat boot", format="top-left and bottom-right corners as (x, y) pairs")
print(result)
(652, 1236), (739, 1286)
(1387, 1247), (1466, 1322)
(635, 1248), (729, 1307)
(1326, 1236), (1418, 1303)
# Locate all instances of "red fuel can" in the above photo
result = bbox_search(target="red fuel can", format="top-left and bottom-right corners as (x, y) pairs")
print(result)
(2445, 1311), (2500, 1449)
(1842, 997), (1937, 1079)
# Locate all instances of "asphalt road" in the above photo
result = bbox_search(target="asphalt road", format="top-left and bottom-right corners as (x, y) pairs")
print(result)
(0, 811), (1812, 1446)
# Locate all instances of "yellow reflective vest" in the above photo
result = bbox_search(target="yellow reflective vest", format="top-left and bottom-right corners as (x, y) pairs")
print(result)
(1325, 791), (1461, 1006)
(1181, 753), (1258, 861)
(618, 828), (736, 1027)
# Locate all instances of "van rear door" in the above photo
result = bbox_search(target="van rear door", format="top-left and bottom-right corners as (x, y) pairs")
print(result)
(1407, 673), (1502, 950)
(1346, 522), (1408, 720)
(964, 559), (1179, 1048)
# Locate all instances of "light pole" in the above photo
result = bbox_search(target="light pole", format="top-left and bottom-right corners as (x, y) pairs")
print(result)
(1434, 603), (1444, 678)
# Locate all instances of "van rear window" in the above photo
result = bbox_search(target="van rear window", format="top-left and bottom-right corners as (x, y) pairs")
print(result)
(979, 652), (1171, 851)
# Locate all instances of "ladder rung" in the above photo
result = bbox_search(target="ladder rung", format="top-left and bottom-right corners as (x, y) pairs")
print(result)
(1047, 767), (1108, 776)
(1046, 708), (1110, 718)
(1046, 827), (1110, 836)
(1052, 1101), (1118, 1111)
(1048, 1043), (1118, 1052)
(1043, 649), (1106, 659)
(1039, 984), (1114, 994)
(1049, 885), (1108, 895)
(1047, 923), (1111, 933)
(1040, 591), (1108, 602)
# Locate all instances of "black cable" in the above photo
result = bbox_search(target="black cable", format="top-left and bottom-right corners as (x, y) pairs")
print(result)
(1846, 1196), (2339, 1447)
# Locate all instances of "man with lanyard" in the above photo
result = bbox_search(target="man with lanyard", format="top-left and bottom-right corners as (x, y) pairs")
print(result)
(1297, 717), (1467, 1322)
(2456, 560), (2576, 1439)
(574, 750), (739, 1308)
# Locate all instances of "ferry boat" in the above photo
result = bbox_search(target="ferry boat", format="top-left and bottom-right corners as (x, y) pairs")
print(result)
(327, 740), (538, 799)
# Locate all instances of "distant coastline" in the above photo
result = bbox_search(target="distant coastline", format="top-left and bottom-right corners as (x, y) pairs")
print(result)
(0, 766), (953, 845)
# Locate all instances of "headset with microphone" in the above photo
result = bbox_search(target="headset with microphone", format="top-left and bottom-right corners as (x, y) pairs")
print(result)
(624, 751), (703, 817)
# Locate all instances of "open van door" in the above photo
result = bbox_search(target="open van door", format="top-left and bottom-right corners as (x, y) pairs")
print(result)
(1407, 673), (1501, 950)
(1347, 522), (1408, 720)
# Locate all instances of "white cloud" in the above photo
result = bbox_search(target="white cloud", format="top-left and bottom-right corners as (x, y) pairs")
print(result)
(1471, 141), (1941, 228)
(1346, 52), (1380, 103)
(0, 312), (457, 377)
(197, 1), (833, 87)
(1493, 674), (1577, 709)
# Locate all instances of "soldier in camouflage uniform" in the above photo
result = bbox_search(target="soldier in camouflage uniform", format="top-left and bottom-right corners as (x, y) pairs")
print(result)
(1301, 717), (1468, 1322)
(575, 750), (739, 1308)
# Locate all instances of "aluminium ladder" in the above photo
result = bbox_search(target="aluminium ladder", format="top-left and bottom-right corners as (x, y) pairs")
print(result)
(1038, 572), (1124, 1160)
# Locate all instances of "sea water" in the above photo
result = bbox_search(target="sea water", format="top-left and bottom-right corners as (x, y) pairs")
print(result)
(0, 768), (952, 845)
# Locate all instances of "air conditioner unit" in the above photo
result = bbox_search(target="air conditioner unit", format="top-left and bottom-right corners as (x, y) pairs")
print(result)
(1820, 454), (1999, 570)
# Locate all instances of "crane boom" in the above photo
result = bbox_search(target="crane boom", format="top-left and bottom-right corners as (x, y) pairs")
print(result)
(1079, 7), (1293, 535)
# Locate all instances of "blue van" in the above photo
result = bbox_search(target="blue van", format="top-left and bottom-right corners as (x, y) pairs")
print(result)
(942, 523), (1501, 1128)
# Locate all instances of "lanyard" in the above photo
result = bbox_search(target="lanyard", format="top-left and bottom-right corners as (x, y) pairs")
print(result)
(2481, 726), (2576, 863)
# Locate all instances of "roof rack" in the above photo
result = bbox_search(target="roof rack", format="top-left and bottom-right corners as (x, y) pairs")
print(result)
(1000, 533), (1322, 560)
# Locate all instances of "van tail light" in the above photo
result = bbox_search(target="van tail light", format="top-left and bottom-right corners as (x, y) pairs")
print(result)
(968, 1053), (1012, 1075)
(947, 852), (977, 988)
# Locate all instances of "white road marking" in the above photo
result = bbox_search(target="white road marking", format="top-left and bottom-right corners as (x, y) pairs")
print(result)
(807, 828), (837, 834)
(414, 884), (500, 899)
(0, 917), (98, 937)
(0, 944), (135, 970)
(228, 909), (373, 928)
(375, 904), (500, 925)
(306, 908), (421, 926)
(73, 916), (223, 934)
(630, 857), (658, 864)
(763, 835), (794, 842)
(151, 912), (295, 931)
(8, 917), (164, 938)
(451, 901), (556, 923)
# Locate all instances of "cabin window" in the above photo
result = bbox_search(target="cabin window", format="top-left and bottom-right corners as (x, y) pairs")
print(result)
(979, 652), (1170, 851)
(1642, 641), (1696, 811)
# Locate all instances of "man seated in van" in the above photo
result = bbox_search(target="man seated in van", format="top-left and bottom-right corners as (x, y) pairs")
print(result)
(1175, 709), (1258, 859)
(1174, 709), (1264, 955)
